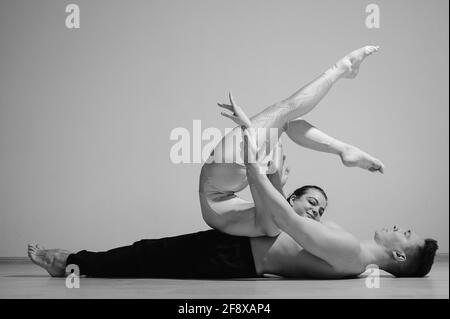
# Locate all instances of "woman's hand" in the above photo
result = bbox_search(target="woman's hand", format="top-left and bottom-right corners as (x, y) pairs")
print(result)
(218, 92), (253, 129)
(219, 92), (270, 174)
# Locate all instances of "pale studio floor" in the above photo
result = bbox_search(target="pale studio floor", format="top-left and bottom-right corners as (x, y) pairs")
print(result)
(0, 257), (448, 299)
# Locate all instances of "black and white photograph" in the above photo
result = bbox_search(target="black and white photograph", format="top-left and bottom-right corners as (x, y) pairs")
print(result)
(0, 0), (448, 306)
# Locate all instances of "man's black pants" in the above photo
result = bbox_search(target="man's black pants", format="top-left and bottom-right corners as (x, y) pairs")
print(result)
(66, 229), (257, 279)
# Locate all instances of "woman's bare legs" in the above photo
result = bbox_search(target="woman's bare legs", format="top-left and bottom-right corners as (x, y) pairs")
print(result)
(199, 46), (381, 236)
(286, 119), (385, 172)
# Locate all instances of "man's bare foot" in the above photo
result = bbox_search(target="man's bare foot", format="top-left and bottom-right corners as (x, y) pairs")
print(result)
(335, 45), (379, 79)
(340, 145), (385, 173)
(27, 244), (70, 277)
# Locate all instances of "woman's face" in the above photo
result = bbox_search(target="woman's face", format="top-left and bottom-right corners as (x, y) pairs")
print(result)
(290, 189), (327, 221)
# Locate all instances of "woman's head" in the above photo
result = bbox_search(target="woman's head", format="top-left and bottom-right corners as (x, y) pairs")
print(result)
(287, 186), (328, 221)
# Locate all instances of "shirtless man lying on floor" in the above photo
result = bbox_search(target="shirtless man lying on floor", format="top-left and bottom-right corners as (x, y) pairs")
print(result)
(27, 46), (438, 279)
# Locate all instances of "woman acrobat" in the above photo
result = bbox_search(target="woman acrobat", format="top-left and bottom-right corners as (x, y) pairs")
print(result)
(199, 45), (385, 237)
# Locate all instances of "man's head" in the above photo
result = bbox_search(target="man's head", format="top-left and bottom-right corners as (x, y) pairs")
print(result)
(287, 186), (328, 221)
(374, 226), (438, 277)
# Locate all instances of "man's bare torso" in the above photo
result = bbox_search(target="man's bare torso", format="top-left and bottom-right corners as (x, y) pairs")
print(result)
(250, 231), (362, 279)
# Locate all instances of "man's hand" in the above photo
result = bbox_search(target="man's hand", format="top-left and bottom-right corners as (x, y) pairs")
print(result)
(241, 129), (266, 172)
(267, 143), (290, 194)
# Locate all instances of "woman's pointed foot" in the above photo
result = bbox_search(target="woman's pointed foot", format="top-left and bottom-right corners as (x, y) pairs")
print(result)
(336, 45), (380, 79)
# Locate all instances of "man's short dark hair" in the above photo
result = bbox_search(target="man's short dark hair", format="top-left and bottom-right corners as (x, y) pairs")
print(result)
(392, 239), (439, 277)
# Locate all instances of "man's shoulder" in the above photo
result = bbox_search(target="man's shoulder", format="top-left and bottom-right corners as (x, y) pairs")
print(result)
(322, 220), (344, 231)
(321, 220), (362, 257)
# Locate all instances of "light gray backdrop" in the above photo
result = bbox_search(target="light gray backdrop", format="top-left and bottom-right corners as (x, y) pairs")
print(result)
(0, 0), (448, 256)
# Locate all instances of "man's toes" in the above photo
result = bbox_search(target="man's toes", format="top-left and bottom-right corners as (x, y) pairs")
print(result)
(28, 251), (36, 258)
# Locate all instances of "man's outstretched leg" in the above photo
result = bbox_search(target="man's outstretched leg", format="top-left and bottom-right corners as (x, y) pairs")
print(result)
(27, 230), (258, 279)
(28, 242), (148, 278)
(28, 244), (69, 277)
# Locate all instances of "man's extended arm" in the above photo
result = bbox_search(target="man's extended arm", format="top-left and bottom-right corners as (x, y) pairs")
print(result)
(266, 142), (288, 197)
(245, 149), (360, 266)
(247, 172), (281, 237)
